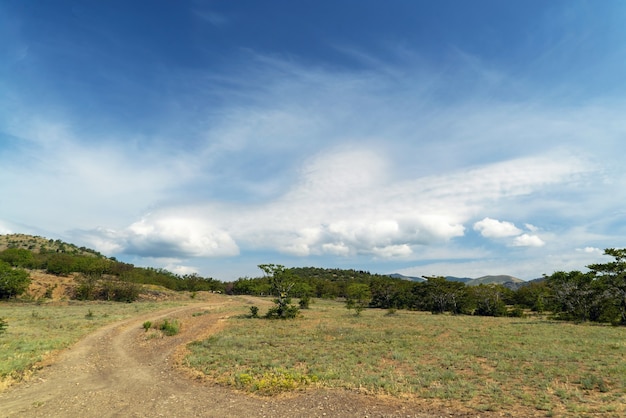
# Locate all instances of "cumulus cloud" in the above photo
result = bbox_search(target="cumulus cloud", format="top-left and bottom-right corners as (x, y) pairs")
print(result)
(577, 246), (603, 254)
(79, 147), (589, 264)
(4, 47), (624, 279)
(474, 217), (522, 238)
(512, 234), (545, 247)
(123, 216), (240, 258)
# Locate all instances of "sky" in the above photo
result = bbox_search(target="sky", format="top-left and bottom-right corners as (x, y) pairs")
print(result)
(1, 0), (626, 281)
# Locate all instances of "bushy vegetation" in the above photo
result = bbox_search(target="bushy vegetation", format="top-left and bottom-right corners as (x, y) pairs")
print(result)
(226, 249), (626, 326)
(0, 261), (31, 299)
(158, 318), (180, 336)
(0, 234), (225, 302)
(2, 234), (625, 326)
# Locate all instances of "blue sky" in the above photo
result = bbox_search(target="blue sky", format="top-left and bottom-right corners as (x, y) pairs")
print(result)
(2, 1), (625, 280)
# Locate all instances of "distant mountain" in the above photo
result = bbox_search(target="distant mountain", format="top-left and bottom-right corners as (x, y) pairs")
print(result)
(444, 276), (474, 283)
(387, 273), (425, 282)
(387, 273), (527, 289)
(467, 275), (525, 286)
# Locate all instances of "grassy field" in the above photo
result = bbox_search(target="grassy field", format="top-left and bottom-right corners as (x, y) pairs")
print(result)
(0, 300), (181, 389)
(185, 298), (626, 416)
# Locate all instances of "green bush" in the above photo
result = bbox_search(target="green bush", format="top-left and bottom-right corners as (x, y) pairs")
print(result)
(0, 317), (7, 335)
(298, 295), (311, 309)
(159, 319), (180, 336)
(73, 276), (140, 302)
(45, 254), (75, 275)
(265, 304), (300, 319)
(143, 321), (152, 332)
(0, 261), (31, 299)
(0, 248), (35, 268)
(249, 306), (259, 318)
(109, 281), (140, 303)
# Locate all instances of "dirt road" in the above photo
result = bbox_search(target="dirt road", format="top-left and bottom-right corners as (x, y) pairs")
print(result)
(0, 299), (488, 417)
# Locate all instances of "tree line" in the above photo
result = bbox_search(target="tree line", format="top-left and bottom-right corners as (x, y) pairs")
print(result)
(1, 242), (625, 325)
(227, 249), (626, 325)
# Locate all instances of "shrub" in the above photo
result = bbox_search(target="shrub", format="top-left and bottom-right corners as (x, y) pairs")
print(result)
(110, 281), (140, 303)
(508, 306), (525, 318)
(45, 254), (75, 275)
(0, 261), (31, 299)
(0, 248), (35, 268)
(249, 306), (259, 318)
(298, 295), (311, 309)
(0, 317), (7, 335)
(74, 277), (140, 302)
(159, 319), (180, 336)
(265, 304), (300, 320)
(143, 321), (152, 332)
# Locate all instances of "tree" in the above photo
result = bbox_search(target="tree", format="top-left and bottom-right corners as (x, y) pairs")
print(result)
(258, 264), (300, 319)
(421, 277), (467, 314)
(0, 261), (31, 299)
(46, 254), (75, 276)
(469, 284), (510, 317)
(547, 270), (600, 322)
(513, 280), (550, 312)
(588, 248), (626, 325)
(345, 283), (372, 316)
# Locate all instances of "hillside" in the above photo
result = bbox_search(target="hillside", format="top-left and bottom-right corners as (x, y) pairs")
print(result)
(0, 233), (105, 258)
(389, 273), (525, 287)
(466, 275), (525, 286)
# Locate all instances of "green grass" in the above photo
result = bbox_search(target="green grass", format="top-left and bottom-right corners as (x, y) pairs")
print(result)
(185, 299), (626, 415)
(0, 300), (180, 386)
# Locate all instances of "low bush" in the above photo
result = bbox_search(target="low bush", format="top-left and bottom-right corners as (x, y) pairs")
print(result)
(159, 319), (180, 336)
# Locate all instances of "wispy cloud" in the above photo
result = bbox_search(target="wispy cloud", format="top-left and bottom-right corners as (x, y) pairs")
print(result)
(2, 41), (625, 279)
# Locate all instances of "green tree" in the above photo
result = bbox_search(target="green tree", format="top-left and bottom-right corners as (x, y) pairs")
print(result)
(547, 270), (599, 322)
(469, 284), (510, 317)
(421, 277), (467, 314)
(513, 280), (550, 312)
(0, 261), (31, 299)
(345, 283), (372, 316)
(258, 264), (300, 319)
(588, 248), (626, 325)
(46, 254), (75, 276)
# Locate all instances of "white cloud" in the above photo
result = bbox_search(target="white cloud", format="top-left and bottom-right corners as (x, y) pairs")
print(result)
(124, 216), (240, 258)
(512, 234), (545, 247)
(164, 263), (199, 276)
(79, 147), (589, 264)
(525, 223), (539, 232)
(0, 222), (13, 235)
(474, 217), (522, 238)
(3, 49), (625, 280)
(577, 246), (603, 254)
